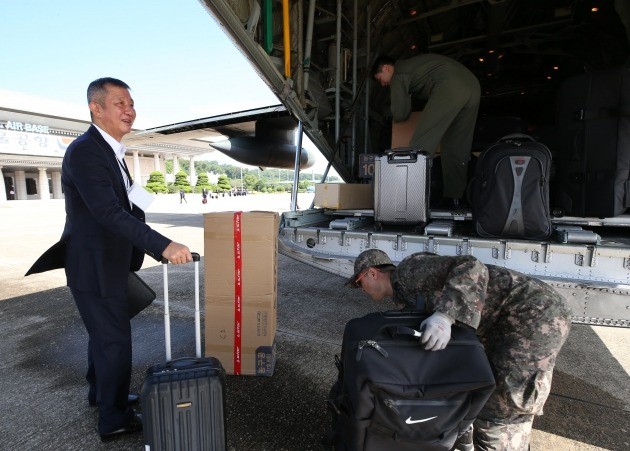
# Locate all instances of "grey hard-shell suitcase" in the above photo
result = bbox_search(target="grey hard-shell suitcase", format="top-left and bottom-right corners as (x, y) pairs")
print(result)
(141, 253), (227, 451)
(374, 148), (431, 227)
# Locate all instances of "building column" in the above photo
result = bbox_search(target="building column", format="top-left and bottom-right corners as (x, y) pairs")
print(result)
(173, 155), (180, 175)
(165, 154), (174, 183)
(132, 150), (141, 185)
(38, 168), (50, 200)
(153, 153), (161, 172)
(0, 166), (6, 202)
(14, 170), (26, 200)
(189, 156), (196, 185)
(51, 171), (63, 199)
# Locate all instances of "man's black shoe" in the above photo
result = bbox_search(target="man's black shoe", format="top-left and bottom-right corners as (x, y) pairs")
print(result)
(89, 393), (140, 407)
(99, 412), (143, 442)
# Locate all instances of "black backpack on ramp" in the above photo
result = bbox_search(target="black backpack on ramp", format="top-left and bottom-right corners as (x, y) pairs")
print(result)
(327, 310), (495, 451)
(470, 133), (553, 240)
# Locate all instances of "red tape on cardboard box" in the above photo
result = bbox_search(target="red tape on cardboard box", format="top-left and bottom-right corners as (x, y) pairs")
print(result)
(233, 211), (243, 374)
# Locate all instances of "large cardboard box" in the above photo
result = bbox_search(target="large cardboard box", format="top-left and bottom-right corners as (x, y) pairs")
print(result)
(314, 183), (373, 209)
(204, 211), (279, 376)
(391, 111), (441, 154)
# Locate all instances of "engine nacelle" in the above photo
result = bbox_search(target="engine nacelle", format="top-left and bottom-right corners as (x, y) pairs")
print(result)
(209, 137), (314, 169)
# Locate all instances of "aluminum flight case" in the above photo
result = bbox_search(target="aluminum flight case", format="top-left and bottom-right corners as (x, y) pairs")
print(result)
(374, 148), (431, 227)
(141, 253), (227, 451)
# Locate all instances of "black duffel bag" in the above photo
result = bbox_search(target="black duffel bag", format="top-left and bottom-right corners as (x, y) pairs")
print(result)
(326, 310), (495, 451)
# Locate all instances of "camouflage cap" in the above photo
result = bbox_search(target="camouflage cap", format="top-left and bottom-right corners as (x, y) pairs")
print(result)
(346, 249), (395, 287)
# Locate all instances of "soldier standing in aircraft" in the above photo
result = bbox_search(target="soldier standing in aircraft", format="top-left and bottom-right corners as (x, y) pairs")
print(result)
(347, 249), (572, 451)
(371, 54), (480, 207)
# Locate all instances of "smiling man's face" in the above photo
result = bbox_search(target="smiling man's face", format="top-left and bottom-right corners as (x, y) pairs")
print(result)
(89, 84), (136, 141)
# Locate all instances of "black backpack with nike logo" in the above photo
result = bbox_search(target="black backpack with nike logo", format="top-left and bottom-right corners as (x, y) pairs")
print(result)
(326, 310), (495, 451)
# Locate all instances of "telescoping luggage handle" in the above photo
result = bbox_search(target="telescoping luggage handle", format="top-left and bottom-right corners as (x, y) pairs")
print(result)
(385, 147), (421, 163)
(160, 252), (201, 362)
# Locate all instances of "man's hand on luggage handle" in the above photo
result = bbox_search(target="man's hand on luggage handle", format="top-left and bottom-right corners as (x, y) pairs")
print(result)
(420, 312), (454, 351)
(162, 242), (193, 265)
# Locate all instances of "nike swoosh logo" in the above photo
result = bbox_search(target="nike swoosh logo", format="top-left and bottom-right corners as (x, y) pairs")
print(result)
(405, 415), (437, 424)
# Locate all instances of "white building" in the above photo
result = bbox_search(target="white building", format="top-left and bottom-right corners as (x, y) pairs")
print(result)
(0, 89), (208, 202)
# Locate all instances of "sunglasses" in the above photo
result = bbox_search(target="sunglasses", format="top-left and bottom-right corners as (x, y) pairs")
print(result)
(354, 270), (369, 288)
(354, 266), (381, 288)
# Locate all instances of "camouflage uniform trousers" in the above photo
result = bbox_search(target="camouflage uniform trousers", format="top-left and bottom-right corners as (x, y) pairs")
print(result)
(473, 282), (573, 451)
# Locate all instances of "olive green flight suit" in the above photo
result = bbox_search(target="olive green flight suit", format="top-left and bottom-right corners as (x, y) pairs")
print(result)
(389, 54), (481, 199)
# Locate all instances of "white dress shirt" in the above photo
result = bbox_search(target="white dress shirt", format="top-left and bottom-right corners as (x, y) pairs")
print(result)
(93, 124), (131, 189)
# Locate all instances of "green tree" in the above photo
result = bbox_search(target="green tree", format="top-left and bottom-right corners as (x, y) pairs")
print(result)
(196, 173), (211, 191)
(174, 170), (192, 193)
(164, 160), (191, 175)
(298, 180), (309, 192)
(252, 177), (266, 192)
(230, 178), (243, 189)
(145, 171), (168, 194)
(243, 173), (259, 191)
(217, 174), (231, 193)
(166, 158), (332, 189)
(195, 160), (224, 175)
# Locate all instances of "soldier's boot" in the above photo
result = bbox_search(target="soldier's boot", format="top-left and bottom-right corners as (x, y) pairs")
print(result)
(451, 425), (474, 451)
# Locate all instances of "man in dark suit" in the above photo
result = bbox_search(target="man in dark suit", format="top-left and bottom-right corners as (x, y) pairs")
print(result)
(59, 77), (192, 440)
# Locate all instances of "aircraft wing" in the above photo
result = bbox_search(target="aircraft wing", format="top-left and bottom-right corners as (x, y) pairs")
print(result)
(124, 104), (315, 169)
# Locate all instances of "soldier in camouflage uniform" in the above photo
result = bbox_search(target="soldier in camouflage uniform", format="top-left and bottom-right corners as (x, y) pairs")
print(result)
(346, 249), (572, 451)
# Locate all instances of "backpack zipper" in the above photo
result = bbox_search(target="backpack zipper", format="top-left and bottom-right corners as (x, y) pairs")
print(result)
(356, 340), (389, 361)
(353, 338), (484, 362)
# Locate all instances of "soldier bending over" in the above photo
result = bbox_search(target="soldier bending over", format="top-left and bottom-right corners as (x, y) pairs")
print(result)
(346, 249), (572, 451)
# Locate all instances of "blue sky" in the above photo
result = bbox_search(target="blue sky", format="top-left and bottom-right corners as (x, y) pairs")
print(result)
(0, 0), (328, 171)
(1, 0), (278, 126)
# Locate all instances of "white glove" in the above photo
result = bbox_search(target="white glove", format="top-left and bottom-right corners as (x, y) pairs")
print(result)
(420, 312), (454, 351)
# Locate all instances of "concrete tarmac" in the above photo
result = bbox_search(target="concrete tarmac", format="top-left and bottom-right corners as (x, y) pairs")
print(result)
(0, 194), (628, 450)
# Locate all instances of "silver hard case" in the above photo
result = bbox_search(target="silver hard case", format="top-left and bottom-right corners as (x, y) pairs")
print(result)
(374, 149), (431, 224)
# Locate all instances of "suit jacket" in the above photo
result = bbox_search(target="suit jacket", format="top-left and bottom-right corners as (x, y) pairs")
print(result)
(27, 125), (170, 297)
